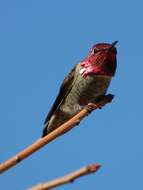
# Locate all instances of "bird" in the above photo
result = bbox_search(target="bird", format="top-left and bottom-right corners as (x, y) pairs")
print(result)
(42, 41), (117, 137)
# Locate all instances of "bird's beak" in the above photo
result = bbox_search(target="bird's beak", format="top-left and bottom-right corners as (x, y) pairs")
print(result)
(111, 41), (118, 48)
(108, 41), (118, 52)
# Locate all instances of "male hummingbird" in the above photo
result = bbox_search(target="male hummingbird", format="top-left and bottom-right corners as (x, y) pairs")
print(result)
(42, 41), (117, 137)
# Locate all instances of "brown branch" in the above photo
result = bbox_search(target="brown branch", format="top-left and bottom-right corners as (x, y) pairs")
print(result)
(0, 94), (114, 174)
(28, 163), (101, 190)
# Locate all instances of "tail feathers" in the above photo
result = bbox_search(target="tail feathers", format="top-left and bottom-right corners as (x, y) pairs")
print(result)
(42, 121), (56, 137)
(42, 122), (49, 137)
(42, 128), (47, 138)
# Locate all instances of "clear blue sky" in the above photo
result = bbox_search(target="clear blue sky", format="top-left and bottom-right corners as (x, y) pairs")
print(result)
(0, 0), (143, 189)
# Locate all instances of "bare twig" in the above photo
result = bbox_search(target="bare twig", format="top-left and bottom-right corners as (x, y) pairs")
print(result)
(0, 94), (114, 174)
(28, 163), (101, 190)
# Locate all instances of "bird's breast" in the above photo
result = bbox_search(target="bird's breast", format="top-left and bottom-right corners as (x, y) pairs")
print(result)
(61, 64), (111, 114)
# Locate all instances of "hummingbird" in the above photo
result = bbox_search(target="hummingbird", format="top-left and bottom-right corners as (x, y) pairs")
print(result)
(42, 41), (117, 137)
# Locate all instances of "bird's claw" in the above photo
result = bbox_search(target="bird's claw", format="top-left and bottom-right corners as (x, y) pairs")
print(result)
(86, 103), (99, 113)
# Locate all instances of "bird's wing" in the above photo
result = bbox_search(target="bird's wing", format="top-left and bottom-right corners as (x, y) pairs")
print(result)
(44, 64), (77, 125)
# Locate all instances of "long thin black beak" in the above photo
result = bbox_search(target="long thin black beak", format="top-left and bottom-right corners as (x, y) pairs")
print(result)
(111, 40), (118, 48)
(107, 40), (118, 52)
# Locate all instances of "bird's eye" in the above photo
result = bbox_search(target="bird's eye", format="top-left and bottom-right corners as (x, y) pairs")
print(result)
(92, 48), (97, 54)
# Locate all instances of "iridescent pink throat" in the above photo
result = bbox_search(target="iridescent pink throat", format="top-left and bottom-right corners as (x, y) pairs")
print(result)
(80, 60), (110, 78)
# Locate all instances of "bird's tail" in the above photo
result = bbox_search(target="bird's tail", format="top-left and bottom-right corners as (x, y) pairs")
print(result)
(42, 126), (47, 137)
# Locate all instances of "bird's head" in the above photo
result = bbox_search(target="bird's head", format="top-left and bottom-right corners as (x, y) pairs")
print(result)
(80, 41), (118, 77)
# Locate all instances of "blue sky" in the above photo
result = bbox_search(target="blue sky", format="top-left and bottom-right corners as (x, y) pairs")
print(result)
(0, 0), (143, 189)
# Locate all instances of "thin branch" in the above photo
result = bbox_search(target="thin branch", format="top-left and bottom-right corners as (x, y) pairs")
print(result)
(28, 163), (101, 190)
(0, 94), (114, 174)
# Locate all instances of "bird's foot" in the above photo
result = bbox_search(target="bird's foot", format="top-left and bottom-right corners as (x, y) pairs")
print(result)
(86, 94), (114, 113)
(86, 103), (99, 113)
